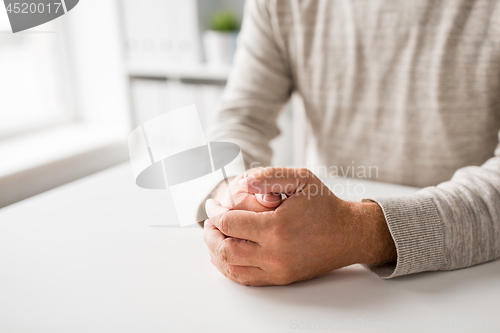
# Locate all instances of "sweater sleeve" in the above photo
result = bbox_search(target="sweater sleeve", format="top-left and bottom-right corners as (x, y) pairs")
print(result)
(195, 0), (292, 223)
(365, 131), (500, 278)
(208, 0), (293, 168)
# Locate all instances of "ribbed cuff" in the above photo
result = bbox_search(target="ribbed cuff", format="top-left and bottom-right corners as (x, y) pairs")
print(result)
(362, 195), (445, 279)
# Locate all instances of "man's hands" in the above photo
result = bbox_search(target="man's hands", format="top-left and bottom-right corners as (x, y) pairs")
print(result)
(203, 167), (397, 286)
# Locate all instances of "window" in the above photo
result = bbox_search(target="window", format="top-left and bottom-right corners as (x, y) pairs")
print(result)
(0, 0), (131, 208)
(0, 10), (73, 140)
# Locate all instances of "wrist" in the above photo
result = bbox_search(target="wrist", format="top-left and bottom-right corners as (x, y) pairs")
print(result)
(349, 201), (397, 265)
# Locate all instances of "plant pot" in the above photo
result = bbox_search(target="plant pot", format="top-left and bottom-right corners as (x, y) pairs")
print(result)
(202, 30), (238, 67)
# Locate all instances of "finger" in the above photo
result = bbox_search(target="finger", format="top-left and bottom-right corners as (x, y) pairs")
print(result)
(225, 192), (277, 212)
(239, 167), (312, 195)
(203, 218), (226, 250)
(220, 187), (253, 210)
(204, 219), (263, 266)
(209, 251), (269, 286)
(255, 193), (282, 208)
(218, 168), (268, 209)
(220, 167), (265, 209)
(205, 199), (268, 242)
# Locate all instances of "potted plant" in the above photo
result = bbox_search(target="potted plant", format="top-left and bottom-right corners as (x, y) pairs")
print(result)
(203, 10), (240, 67)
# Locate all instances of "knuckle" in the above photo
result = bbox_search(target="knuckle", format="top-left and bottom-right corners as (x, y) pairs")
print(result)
(297, 167), (311, 179)
(203, 230), (210, 245)
(216, 241), (230, 263)
(230, 271), (254, 286)
(225, 264), (239, 281)
(218, 213), (229, 235)
(239, 279), (254, 286)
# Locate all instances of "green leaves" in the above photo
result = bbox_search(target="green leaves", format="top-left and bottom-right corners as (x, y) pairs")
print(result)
(210, 10), (239, 32)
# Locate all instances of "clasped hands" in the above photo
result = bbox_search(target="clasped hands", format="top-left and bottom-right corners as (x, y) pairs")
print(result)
(203, 167), (397, 286)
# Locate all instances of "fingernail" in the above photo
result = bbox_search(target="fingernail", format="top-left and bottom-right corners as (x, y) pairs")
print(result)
(239, 176), (258, 188)
(261, 193), (282, 203)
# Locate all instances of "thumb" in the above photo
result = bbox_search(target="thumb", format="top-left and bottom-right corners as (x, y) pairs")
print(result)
(238, 167), (311, 195)
(254, 193), (283, 208)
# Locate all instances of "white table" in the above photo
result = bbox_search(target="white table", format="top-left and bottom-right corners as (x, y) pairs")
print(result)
(1, 164), (499, 333)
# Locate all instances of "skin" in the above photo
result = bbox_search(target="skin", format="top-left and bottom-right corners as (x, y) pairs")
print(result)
(211, 167), (283, 211)
(203, 167), (397, 286)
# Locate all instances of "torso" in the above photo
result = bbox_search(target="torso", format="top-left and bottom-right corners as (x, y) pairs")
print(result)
(273, 0), (500, 186)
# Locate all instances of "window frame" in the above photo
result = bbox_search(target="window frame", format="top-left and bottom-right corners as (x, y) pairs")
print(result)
(0, 0), (132, 208)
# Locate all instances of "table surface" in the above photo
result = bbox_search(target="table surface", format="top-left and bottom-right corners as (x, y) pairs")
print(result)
(1, 163), (499, 333)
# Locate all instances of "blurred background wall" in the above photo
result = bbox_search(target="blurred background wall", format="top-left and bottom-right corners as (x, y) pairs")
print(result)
(0, 0), (304, 208)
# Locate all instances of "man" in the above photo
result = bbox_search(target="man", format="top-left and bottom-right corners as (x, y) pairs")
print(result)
(201, 0), (500, 286)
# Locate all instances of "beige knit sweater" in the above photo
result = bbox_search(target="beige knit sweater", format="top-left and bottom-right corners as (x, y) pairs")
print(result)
(208, 0), (500, 278)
